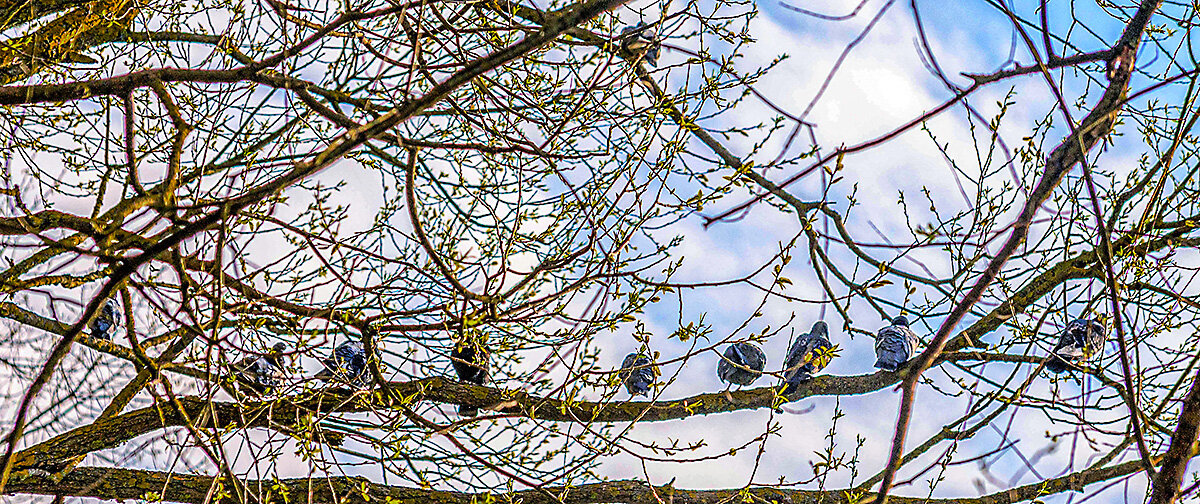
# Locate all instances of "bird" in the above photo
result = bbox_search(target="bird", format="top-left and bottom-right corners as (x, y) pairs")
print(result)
(234, 342), (288, 395)
(618, 352), (657, 397)
(450, 339), (489, 417)
(90, 299), (121, 341)
(315, 340), (368, 385)
(1046, 318), (1106, 373)
(620, 22), (660, 66)
(874, 315), (919, 372)
(780, 321), (833, 394)
(717, 342), (767, 387)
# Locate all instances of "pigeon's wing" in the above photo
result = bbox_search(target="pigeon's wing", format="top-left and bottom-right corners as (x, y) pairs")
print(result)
(716, 346), (739, 382)
(744, 344), (766, 372)
(1053, 323), (1085, 357)
(618, 353), (638, 381)
(808, 336), (834, 372)
(901, 326), (918, 354)
(875, 326), (913, 369)
(1086, 321), (1107, 354)
(784, 335), (810, 371)
(877, 326), (915, 356)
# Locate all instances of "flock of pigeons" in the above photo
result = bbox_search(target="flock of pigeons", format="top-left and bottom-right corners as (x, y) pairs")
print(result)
(86, 297), (1107, 416)
(617, 315), (1109, 399)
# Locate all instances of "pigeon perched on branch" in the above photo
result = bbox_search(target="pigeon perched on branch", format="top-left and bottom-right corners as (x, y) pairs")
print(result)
(1046, 318), (1106, 374)
(620, 22), (660, 66)
(780, 321), (833, 394)
(316, 340), (368, 385)
(874, 316), (918, 372)
(717, 342), (767, 387)
(234, 342), (288, 395)
(451, 339), (489, 417)
(618, 352), (657, 397)
(90, 299), (121, 341)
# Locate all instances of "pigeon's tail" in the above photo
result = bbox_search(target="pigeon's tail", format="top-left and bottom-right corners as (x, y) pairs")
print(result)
(459, 404), (479, 417)
(874, 359), (902, 372)
(1045, 355), (1071, 374)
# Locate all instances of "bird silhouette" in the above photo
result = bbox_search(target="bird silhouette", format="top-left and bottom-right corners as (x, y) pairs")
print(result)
(620, 22), (660, 66)
(90, 299), (120, 341)
(717, 342), (767, 387)
(780, 321), (833, 394)
(618, 353), (656, 397)
(874, 316), (918, 372)
(451, 339), (489, 417)
(315, 340), (368, 385)
(234, 342), (288, 395)
(1046, 318), (1106, 373)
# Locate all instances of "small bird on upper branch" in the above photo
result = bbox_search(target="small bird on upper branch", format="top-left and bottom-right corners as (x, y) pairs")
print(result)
(620, 22), (661, 66)
(1046, 318), (1106, 374)
(90, 299), (121, 341)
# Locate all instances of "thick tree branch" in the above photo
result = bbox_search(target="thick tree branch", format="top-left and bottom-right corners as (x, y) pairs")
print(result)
(4, 453), (1180, 504)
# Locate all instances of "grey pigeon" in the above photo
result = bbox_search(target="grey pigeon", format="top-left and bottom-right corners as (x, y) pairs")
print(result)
(235, 342), (288, 395)
(618, 353), (656, 397)
(717, 342), (767, 387)
(780, 321), (833, 394)
(90, 299), (121, 341)
(451, 340), (489, 417)
(315, 340), (368, 385)
(620, 22), (660, 66)
(1046, 318), (1106, 374)
(874, 316), (919, 372)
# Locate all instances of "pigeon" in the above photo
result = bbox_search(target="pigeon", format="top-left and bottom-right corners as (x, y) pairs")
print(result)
(451, 340), (489, 417)
(315, 340), (368, 385)
(620, 22), (660, 66)
(874, 316), (919, 372)
(618, 353), (656, 397)
(90, 299), (121, 341)
(717, 342), (767, 387)
(780, 321), (833, 394)
(234, 342), (288, 395)
(1046, 318), (1106, 373)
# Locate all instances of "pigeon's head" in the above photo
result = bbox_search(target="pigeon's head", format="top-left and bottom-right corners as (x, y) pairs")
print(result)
(892, 315), (909, 327)
(622, 352), (651, 369)
(811, 321), (829, 337)
(1089, 319), (1105, 335)
(270, 342), (288, 354)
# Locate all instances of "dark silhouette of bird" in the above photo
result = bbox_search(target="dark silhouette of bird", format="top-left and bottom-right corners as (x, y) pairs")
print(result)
(618, 353), (656, 397)
(451, 339), (489, 417)
(620, 22), (660, 66)
(717, 342), (767, 387)
(1046, 318), (1106, 373)
(234, 342), (288, 395)
(315, 340), (368, 385)
(780, 321), (833, 394)
(874, 316), (919, 372)
(90, 299), (120, 341)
